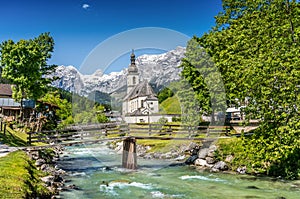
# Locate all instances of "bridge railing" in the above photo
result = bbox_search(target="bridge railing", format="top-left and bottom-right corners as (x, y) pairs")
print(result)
(26, 123), (233, 145)
(127, 123), (232, 138)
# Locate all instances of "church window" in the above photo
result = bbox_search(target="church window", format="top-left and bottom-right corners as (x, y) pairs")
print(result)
(141, 100), (144, 108)
(133, 76), (136, 84)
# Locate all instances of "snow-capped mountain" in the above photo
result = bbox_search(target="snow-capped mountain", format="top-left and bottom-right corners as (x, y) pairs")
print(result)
(51, 46), (186, 96)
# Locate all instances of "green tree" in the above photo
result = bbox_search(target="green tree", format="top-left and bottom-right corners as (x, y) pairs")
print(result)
(95, 105), (109, 123)
(0, 33), (57, 101)
(177, 79), (201, 130)
(158, 87), (174, 103)
(180, 37), (226, 124)
(39, 91), (72, 121)
(198, 0), (300, 178)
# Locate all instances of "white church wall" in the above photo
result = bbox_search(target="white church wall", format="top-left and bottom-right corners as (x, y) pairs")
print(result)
(124, 114), (179, 123)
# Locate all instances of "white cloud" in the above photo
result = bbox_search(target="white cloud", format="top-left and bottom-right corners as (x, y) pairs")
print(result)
(82, 4), (90, 10)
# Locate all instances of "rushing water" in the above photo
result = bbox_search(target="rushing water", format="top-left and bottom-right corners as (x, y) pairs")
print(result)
(58, 143), (300, 199)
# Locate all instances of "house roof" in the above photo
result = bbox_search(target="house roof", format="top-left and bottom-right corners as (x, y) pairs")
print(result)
(0, 84), (13, 97)
(0, 98), (20, 107)
(124, 80), (158, 101)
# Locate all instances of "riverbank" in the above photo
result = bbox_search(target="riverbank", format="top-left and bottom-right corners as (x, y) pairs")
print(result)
(0, 150), (52, 198)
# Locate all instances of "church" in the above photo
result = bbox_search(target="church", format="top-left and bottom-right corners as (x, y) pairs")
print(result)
(122, 50), (159, 122)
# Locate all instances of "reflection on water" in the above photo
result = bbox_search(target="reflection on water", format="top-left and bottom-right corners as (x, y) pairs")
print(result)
(59, 143), (300, 199)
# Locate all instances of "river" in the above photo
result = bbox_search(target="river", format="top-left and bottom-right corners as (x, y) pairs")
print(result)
(58, 143), (300, 199)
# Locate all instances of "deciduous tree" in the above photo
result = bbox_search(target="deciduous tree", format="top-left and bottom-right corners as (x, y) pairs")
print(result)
(0, 33), (57, 101)
(198, 0), (300, 178)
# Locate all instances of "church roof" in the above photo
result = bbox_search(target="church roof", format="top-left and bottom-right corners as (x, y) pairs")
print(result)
(124, 80), (158, 101)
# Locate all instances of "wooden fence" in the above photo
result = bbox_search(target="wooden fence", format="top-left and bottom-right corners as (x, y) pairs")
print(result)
(26, 123), (234, 145)
(128, 123), (232, 137)
(0, 121), (7, 136)
(27, 122), (120, 145)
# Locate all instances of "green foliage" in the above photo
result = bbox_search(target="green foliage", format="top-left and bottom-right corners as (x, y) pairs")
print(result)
(39, 91), (72, 121)
(177, 80), (202, 129)
(158, 87), (174, 103)
(88, 90), (112, 107)
(95, 105), (109, 123)
(216, 137), (257, 173)
(158, 117), (168, 125)
(0, 151), (52, 198)
(180, 37), (226, 124)
(199, 0), (300, 179)
(0, 33), (57, 101)
(73, 104), (108, 124)
(160, 94), (181, 114)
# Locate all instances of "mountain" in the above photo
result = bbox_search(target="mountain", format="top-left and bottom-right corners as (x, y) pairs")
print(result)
(51, 46), (186, 96)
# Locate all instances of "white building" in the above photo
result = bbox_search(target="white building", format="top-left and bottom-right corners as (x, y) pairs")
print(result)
(122, 50), (160, 122)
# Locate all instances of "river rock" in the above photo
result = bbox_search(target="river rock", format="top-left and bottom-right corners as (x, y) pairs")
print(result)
(41, 175), (55, 186)
(210, 168), (220, 172)
(35, 158), (46, 166)
(54, 175), (64, 183)
(198, 148), (209, 159)
(65, 184), (80, 190)
(206, 157), (216, 164)
(194, 158), (207, 167)
(225, 155), (234, 163)
(209, 145), (217, 151)
(237, 166), (247, 174)
(213, 161), (228, 171)
(153, 153), (162, 159)
(175, 155), (186, 161)
(40, 164), (50, 172)
(161, 152), (173, 159)
(207, 150), (215, 158)
(28, 151), (39, 160)
(143, 154), (152, 159)
(183, 142), (199, 153)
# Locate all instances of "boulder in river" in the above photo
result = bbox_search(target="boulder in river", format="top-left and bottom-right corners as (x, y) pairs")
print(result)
(213, 161), (228, 171)
(194, 158), (208, 167)
(198, 148), (209, 159)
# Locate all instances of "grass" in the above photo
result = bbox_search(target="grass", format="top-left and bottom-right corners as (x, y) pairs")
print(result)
(160, 95), (181, 114)
(0, 127), (28, 147)
(0, 124), (45, 147)
(215, 137), (247, 170)
(137, 139), (202, 153)
(0, 151), (52, 199)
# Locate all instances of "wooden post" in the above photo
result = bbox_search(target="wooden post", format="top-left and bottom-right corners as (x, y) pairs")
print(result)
(127, 124), (130, 136)
(225, 126), (229, 136)
(206, 126), (210, 137)
(149, 123), (151, 136)
(28, 132), (32, 146)
(3, 123), (6, 136)
(122, 137), (137, 169)
(0, 121), (2, 132)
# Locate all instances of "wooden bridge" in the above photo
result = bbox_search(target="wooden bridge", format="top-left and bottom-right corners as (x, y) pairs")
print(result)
(21, 123), (237, 169)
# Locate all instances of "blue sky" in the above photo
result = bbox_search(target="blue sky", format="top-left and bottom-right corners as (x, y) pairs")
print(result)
(0, 0), (223, 74)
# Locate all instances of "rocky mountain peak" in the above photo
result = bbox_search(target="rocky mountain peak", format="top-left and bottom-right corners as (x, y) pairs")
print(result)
(51, 46), (186, 96)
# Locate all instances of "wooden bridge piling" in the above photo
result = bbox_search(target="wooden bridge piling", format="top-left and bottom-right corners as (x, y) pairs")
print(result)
(122, 137), (137, 169)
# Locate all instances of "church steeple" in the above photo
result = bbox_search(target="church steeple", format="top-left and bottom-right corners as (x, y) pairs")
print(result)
(127, 49), (139, 94)
(130, 49), (135, 66)
(128, 49), (138, 73)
